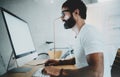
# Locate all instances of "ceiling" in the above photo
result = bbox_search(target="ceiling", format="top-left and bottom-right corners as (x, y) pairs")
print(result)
(32, 0), (98, 4)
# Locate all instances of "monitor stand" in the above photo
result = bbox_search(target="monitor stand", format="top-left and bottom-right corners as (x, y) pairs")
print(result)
(7, 51), (32, 73)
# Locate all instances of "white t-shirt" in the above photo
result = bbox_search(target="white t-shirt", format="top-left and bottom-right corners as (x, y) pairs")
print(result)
(73, 24), (111, 77)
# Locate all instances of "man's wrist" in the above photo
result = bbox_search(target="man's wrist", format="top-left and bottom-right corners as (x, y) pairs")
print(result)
(59, 69), (64, 77)
(59, 69), (68, 77)
(59, 60), (64, 65)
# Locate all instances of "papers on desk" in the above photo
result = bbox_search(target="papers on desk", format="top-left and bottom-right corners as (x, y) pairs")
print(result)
(26, 59), (47, 66)
(32, 68), (50, 77)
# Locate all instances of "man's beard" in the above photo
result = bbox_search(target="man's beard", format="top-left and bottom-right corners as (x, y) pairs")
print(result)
(64, 16), (76, 29)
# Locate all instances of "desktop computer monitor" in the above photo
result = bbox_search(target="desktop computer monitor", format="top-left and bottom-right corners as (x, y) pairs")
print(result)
(1, 8), (38, 71)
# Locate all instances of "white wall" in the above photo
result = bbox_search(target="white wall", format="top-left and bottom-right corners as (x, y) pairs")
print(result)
(87, 0), (120, 47)
(86, 0), (120, 65)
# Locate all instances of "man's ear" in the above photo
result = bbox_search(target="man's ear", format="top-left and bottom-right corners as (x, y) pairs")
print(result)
(73, 9), (80, 19)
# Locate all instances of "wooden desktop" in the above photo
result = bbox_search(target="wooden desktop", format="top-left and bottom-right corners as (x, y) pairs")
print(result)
(1, 60), (76, 77)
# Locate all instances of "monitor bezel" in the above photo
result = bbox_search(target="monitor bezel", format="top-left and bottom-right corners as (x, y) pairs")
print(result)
(1, 7), (36, 59)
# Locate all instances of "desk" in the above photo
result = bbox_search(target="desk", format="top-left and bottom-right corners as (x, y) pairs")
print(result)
(1, 60), (76, 77)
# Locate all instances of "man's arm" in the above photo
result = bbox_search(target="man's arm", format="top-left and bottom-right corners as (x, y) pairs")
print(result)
(61, 52), (104, 77)
(59, 57), (75, 65)
(45, 57), (75, 66)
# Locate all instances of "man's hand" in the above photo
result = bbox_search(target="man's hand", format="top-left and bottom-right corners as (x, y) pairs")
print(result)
(45, 59), (59, 66)
(42, 66), (61, 76)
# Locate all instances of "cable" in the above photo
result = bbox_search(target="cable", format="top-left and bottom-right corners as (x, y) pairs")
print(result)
(53, 17), (61, 59)
(0, 52), (6, 70)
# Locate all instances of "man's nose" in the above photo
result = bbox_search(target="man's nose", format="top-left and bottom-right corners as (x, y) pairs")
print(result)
(61, 16), (66, 22)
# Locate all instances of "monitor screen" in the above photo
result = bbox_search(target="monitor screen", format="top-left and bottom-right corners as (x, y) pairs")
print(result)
(2, 9), (37, 66)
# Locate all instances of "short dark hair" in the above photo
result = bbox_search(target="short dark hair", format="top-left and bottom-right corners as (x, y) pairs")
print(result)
(62, 0), (87, 19)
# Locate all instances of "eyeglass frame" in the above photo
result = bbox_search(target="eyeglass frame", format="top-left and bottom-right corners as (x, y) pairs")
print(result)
(61, 10), (70, 18)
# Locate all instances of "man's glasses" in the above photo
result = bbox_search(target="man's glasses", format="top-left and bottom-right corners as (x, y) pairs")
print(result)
(61, 10), (70, 17)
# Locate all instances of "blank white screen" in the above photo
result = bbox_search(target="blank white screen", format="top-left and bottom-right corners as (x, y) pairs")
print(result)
(3, 11), (35, 56)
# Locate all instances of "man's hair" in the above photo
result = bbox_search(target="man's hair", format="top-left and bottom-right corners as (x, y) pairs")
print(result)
(62, 0), (87, 19)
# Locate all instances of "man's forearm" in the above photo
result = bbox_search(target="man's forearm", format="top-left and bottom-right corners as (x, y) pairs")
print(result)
(59, 58), (75, 65)
(61, 66), (103, 77)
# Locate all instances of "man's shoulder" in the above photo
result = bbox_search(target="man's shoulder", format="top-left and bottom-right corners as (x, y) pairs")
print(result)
(84, 24), (97, 31)
(81, 24), (98, 35)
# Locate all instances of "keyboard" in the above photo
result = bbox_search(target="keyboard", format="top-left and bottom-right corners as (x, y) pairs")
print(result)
(32, 68), (50, 77)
